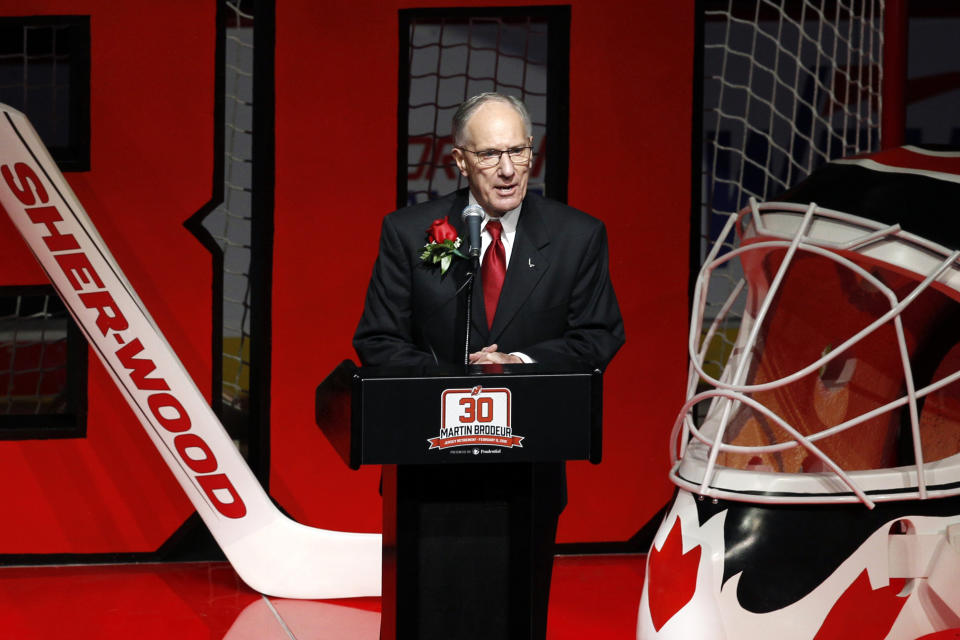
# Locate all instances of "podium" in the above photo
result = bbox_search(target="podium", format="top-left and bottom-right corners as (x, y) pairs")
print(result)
(316, 361), (602, 640)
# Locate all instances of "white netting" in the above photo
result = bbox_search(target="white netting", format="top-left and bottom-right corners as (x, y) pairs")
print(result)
(0, 292), (69, 416)
(699, 0), (885, 378)
(406, 15), (549, 204)
(0, 21), (77, 421)
(203, 1), (254, 430)
(0, 21), (73, 150)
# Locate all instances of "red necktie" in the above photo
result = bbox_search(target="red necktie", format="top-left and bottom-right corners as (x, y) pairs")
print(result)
(482, 220), (506, 329)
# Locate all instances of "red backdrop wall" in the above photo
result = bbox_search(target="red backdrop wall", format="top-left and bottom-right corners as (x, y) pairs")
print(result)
(0, 0), (692, 554)
(270, 0), (694, 543)
(0, 1), (215, 553)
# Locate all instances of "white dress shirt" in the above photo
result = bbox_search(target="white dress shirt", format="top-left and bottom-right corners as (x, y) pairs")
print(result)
(468, 193), (532, 363)
(468, 192), (521, 266)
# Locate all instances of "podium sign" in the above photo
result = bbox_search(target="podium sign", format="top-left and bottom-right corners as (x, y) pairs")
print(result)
(432, 385), (519, 451)
(316, 362), (602, 468)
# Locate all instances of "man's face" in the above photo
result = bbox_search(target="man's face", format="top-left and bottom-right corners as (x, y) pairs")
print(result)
(453, 101), (532, 217)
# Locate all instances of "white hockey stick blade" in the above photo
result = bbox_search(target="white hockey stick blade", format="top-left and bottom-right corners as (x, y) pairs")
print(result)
(224, 513), (382, 599)
(0, 104), (381, 599)
(223, 595), (380, 640)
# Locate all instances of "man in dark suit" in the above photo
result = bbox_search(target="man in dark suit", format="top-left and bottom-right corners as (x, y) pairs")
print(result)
(355, 93), (623, 371)
(353, 93), (623, 639)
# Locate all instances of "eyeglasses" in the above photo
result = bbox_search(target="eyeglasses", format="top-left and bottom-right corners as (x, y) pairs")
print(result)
(457, 146), (534, 168)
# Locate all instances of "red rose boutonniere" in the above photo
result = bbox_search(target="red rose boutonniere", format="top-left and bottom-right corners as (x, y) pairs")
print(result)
(420, 216), (467, 275)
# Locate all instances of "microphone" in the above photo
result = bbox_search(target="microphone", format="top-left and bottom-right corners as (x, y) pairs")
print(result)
(459, 203), (484, 365)
(461, 204), (484, 259)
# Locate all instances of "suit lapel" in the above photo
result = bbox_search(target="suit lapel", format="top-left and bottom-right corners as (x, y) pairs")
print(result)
(447, 190), (469, 241)
(489, 196), (550, 344)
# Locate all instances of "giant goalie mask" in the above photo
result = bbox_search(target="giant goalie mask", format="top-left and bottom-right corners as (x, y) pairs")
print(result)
(638, 146), (960, 640)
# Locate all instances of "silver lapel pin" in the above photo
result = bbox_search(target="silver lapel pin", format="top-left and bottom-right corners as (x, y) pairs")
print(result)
(528, 257), (535, 268)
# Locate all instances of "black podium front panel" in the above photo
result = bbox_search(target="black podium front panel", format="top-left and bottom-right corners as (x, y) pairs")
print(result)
(314, 361), (602, 640)
(346, 365), (602, 468)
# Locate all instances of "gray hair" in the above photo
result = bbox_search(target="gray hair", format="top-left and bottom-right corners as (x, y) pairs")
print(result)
(451, 92), (533, 147)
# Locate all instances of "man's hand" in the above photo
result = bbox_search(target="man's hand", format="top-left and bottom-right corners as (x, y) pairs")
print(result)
(469, 343), (523, 364)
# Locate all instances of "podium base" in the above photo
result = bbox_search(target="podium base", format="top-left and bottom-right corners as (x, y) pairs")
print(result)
(381, 462), (561, 640)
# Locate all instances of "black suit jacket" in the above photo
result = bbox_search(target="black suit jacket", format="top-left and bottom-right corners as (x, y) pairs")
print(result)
(354, 189), (624, 369)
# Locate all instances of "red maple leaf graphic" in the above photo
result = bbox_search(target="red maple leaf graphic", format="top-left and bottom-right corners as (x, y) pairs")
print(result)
(647, 517), (702, 631)
(812, 569), (908, 640)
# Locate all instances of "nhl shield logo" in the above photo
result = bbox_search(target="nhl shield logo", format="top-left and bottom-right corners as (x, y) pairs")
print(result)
(427, 386), (524, 450)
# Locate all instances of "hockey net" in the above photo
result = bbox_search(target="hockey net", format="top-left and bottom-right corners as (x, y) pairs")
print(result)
(698, 0), (885, 379)
(0, 19), (82, 427)
(203, 0), (255, 446)
(0, 291), (70, 416)
(405, 14), (549, 205)
(0, 20), (74, 154)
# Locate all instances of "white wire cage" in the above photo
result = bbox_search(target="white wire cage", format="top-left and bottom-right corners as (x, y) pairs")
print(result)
(674, 172), (960, 508)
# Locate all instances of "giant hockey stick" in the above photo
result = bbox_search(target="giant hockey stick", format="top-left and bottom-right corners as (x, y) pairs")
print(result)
(0, 105), (381, 599)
